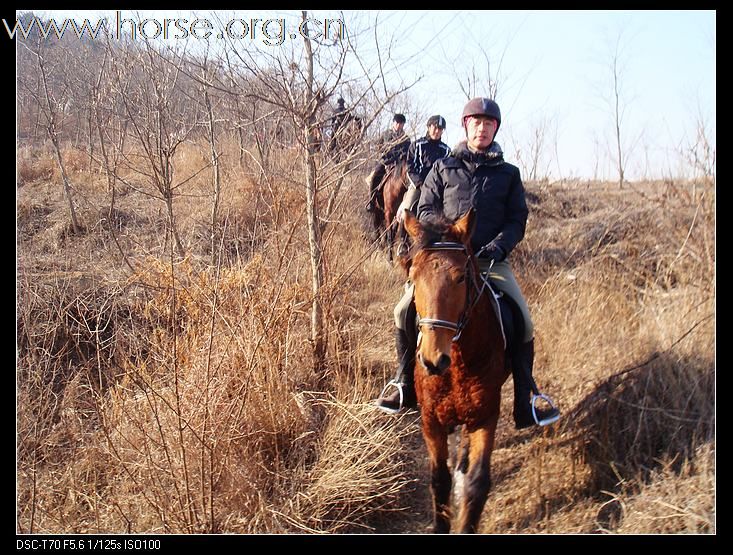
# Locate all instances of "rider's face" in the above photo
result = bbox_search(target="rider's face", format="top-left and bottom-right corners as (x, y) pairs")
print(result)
(465, 115), (497, 150)
(427, 124), (444, 141)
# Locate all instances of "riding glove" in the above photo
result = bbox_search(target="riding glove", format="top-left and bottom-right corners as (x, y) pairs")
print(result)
(478, 241), (506, 264)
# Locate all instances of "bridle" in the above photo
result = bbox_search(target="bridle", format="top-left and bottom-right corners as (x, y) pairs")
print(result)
(416, 241), (492, 342)
(413, 240), (558, 426)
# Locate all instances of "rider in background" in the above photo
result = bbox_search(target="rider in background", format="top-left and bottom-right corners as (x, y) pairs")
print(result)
(331, 97), (349, 134)
(365, 114), (410, 212)
(398, 115), (451, 221)
(329, 97), (362, 156)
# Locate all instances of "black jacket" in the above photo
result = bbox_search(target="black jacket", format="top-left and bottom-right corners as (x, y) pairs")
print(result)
(378, 129), (411, 165)
(407, 136), (451, 188)
(417, 141), (528, 257)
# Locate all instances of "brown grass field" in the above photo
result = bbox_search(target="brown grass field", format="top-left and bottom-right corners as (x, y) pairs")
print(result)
(16, 139), (715, 534)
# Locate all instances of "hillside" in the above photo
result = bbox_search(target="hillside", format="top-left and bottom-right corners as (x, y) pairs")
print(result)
(16, 140), (715, 534)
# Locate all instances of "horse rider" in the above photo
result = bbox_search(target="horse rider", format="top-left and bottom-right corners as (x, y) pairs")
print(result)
(365, 113), (411, 212)
(374, 97), (561, 430)
(397, 115), (451, 221)
(332, 97), (349, 133)
(330, 97), (360, 153)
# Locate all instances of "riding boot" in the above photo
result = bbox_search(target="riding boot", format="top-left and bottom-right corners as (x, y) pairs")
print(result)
(512, 339), (561, 429)
(365, 170), (382, 212)
(364, 171), (374, 211)
(375, 327), (417, 413)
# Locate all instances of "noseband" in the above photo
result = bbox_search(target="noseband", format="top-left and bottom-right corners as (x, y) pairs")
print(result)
(416, 242), (490, 342)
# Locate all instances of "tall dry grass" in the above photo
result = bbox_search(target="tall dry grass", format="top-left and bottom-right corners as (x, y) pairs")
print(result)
(17, 139), (714, 534)
(17, 139), (416, 534)
(478, 180), (715, 533)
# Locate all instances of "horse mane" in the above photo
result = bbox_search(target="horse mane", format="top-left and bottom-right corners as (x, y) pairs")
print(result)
(397, 213), (462, 275)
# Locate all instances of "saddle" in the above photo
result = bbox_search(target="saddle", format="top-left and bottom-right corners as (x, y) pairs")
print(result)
(491, 289), (524, 353)
(482, 277), (525, 357)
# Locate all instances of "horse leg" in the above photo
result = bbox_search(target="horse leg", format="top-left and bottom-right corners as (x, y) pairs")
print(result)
(371, 207), (383, 242)
(452, 426), (470, 506)
(386, 220), (395, 262)
(456, 422), (498, 533)
(423, 423), (451, 533)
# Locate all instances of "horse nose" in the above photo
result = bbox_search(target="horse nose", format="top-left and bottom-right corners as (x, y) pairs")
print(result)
(418, 352), (452, 376)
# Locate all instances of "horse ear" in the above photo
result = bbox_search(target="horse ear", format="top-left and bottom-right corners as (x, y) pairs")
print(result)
(452, 208), (476, 244)
(403, 209), (422, 240)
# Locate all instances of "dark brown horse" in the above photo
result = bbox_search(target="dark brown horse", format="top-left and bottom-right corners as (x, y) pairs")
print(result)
(370, 161), (408, 261)
(402, 208), (510, 533)
(329, 114), (364, 159)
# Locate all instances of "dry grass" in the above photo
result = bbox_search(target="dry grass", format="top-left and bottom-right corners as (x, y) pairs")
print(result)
(16, 140), (715, 534)
(476, 178), (715, 534)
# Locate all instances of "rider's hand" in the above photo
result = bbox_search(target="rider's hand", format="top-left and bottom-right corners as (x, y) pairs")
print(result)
(480, 241), (506, 264)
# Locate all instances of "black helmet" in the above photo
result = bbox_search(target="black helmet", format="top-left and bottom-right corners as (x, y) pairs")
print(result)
(393, 113), (406, 124)
(461, 97), (501, 131)
(427, 115), (446, 129)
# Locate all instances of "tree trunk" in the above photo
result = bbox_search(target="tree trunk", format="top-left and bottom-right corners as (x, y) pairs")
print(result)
(49, 129), (81, 234)
(164, 186), (185, 258)
(35, 46), (81, 234)
(302, 11), (326, 375)
(204, 86), (221, 265)
(613, 55), (625, 189)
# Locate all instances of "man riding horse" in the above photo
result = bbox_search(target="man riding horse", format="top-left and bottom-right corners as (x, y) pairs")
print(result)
(365, 113), (411, 213)
(375, 97), (560, 430)
(397, 115), (451, 222)
(329, 97), (363, 156)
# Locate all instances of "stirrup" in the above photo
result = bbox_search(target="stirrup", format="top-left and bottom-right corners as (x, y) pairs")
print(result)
(375, 379), (404, 414)
(531, 393), (560, 426)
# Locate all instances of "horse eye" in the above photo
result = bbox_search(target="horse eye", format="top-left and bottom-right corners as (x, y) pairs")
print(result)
(456, 274), (466, 284)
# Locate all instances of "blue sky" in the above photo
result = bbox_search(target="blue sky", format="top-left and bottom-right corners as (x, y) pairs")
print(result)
(363, 10), (716, 180)
(19, 9), (715, 180)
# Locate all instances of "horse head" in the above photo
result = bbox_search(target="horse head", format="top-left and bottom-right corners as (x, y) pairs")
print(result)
(403, 208), (476, 376)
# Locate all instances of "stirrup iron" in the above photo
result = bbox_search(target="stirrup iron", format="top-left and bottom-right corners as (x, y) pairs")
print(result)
(376, 379), (405, 414)
(531, 393), (560, 426)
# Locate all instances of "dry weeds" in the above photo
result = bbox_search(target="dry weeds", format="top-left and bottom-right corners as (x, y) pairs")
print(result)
(16, 142), (715, 534)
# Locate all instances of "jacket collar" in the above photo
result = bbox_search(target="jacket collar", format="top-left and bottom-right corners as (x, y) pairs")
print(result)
(452, 141), (504, 166)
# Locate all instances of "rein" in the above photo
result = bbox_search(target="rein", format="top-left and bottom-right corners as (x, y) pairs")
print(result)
(416, 241), (492, 342)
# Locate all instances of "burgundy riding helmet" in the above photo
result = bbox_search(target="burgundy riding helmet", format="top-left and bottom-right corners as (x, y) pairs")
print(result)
(461, 97), (501, 131)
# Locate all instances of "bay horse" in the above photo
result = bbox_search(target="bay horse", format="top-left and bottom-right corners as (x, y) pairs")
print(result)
(402, 207), (510, 533)
(370, 161), (408, 261)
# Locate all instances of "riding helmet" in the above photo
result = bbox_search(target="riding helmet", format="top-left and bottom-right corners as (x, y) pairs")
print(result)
(461, 97), (501, 131)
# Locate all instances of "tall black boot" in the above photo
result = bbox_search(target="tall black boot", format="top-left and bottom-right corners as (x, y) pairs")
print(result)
(375, 327), (417, 413)
(512, 339), (560, 429)
(366, 166), (385, 212)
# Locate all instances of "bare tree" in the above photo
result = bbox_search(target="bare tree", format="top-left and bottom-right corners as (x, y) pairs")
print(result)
(110, 39), (199, 257)
(609, 37), (626, 188)
(438, 16), (531, 106)
(90, 38), (135, 271)
(452, 43), (503, 101)
(593, 29), (643, 189)
(19, 37), (82, 234)
(681, 102), (716, 181)
(203, 10), (417, 374)
(511, 114), (557, 182)
(186, 47), (225, 266)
